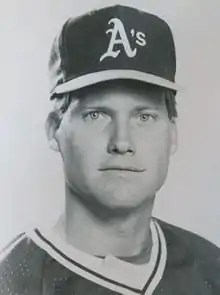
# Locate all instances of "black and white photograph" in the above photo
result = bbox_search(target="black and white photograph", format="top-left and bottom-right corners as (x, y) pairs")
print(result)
(0, 1), (220, 294)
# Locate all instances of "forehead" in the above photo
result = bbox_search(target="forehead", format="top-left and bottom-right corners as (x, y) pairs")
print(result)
(72, 80), (166, 110)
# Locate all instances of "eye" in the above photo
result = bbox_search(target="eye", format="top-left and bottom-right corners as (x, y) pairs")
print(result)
(138, 112), (158, 123)
(88, 111), (100, 120)
(83, 111), (107, 121)
(140, 114), (151, 121)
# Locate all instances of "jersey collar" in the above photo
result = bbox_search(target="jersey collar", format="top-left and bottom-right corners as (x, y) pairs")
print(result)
(27, 218), (167, 295)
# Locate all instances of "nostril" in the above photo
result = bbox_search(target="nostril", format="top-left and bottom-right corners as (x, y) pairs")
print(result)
(108, 141), (135, 155)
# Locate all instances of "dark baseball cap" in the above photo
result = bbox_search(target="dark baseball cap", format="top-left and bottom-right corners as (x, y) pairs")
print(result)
(49, 5), (180, 99)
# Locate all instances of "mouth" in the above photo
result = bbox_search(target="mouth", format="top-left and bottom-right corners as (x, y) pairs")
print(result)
(99, 166), (145, 173)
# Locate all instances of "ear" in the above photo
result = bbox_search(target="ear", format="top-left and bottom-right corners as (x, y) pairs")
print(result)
(169, 119), (178, 155)
(45, 112), (61, 152)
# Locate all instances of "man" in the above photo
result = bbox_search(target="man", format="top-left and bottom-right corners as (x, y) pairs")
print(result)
(0, 4), (220, 295)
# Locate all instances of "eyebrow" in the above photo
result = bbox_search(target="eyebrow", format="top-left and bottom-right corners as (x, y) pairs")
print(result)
(131, 106), (161, 112)
(73, 104), (162, 115)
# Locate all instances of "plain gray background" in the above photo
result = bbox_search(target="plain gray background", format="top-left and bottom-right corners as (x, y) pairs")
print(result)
(0, 0), (219, 249)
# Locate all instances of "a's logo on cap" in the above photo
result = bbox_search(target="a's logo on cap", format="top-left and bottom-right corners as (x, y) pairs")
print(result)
(100, 18), (147, 62)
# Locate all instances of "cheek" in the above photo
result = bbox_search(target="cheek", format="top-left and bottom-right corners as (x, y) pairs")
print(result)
(137, 129), (171, 191)
(136, 124), (172, 165)
(58, 122), (108, 170)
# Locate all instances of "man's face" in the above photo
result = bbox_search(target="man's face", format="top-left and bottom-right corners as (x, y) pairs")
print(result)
(54, 82), (177, 209)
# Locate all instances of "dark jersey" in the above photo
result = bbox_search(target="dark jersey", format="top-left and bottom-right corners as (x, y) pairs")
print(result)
(0, 218), (220, 295)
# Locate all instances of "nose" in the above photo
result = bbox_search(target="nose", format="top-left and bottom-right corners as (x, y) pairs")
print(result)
(107, 120), (136, 155)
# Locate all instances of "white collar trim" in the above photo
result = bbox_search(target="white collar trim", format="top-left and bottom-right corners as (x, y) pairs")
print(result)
(27, 218), (167, 295)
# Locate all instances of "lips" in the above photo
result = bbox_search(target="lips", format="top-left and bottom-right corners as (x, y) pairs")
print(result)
(99, 166), (145, 172)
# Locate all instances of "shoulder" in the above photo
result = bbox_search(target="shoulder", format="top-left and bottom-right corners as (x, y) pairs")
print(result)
(156, 218), (220, 257)
(0, 232), (47, 294)
(155, 218), (220, 291)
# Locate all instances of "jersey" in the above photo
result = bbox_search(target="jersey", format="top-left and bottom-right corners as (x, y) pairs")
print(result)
(0, 218), (220, 295)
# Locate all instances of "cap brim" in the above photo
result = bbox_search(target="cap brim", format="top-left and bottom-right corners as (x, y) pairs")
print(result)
(51, 69), (181, 96)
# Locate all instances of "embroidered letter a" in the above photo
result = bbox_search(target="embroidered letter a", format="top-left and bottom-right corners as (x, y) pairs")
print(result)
(100, 18), (137, 62)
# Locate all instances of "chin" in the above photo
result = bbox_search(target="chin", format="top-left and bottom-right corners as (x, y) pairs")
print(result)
(92, 184), (154, 210)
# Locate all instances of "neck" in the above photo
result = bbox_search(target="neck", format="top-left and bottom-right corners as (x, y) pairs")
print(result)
(65, 184), (155, 258)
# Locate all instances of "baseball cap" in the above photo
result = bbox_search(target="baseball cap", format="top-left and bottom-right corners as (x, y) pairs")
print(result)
(49, 4), (180, 99)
